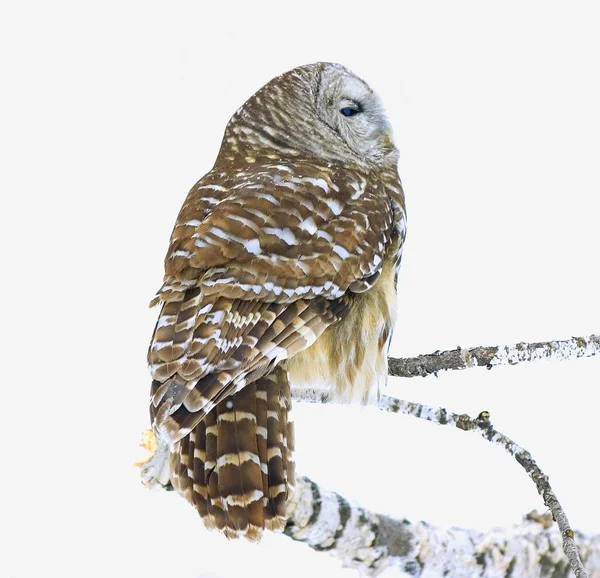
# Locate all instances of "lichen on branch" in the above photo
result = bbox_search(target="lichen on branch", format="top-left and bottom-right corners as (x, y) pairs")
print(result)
(388, 334), (599, 378)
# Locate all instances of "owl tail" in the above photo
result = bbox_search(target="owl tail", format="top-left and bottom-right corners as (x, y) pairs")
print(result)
(170, 366), (295, 541)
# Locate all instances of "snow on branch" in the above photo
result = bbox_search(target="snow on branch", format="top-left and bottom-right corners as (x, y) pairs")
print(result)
(388, 334), (599, 379)
(139, 333), (600, 576)
(139, 427), (600, 577)
(293, 390), (597, 576)
(285, 475), (600, 577)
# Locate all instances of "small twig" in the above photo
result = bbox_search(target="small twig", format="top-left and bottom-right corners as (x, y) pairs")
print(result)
(379, 397), (588, 577)
(388, 333), (600, 378)
(293, 389), (590, 577)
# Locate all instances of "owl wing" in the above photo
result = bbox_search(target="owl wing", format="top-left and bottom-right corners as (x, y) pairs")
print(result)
(149, 165), (401, 444)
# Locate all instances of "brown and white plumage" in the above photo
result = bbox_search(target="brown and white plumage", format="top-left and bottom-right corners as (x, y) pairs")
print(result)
(148, 62), (406, 540)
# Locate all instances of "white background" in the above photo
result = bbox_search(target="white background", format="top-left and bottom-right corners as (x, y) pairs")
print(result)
(1, 2), (598, 577)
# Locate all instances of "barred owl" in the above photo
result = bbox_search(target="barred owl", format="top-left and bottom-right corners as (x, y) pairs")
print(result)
(148, 62), (406, 540)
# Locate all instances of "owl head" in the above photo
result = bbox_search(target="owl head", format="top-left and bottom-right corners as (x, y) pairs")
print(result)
(315, 63), (395, 163)
(220, 62), (398, 168)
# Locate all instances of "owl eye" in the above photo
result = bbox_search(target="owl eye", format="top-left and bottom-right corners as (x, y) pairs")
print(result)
(340, 106), (360, 117)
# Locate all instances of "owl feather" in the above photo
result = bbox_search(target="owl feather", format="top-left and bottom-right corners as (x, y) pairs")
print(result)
(149, 62), (406, 540)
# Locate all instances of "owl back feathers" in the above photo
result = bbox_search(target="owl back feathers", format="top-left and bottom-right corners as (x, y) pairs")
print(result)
(148, 62), (406, 541)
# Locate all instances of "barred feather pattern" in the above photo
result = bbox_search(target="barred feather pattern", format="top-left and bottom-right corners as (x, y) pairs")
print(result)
(149, 292), (350, 442)
(170, 366), (294, 540)
(148, 62), (406, 540)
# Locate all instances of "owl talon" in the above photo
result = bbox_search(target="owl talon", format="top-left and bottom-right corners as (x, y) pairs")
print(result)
(135, 429), (158, 464)
(136, 429), (171, 488)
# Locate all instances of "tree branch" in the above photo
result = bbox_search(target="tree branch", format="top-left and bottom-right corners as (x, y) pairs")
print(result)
(140, 429), (600, 577)
(293, 390), (594, 577)
(285, 475), (600, 577)
(388, 333), (600, 378)
(138, 333), (600, 576)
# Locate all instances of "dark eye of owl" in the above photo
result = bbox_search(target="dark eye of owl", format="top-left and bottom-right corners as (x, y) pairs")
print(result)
(340, 106), (360, 117)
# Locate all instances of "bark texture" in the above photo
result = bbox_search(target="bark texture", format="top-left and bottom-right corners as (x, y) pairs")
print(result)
(285, 476), (600, 577)
(388, 334), (599, 379)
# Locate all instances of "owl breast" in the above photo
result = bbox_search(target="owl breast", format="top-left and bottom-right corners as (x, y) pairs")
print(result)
(286, 248), (398, 403)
